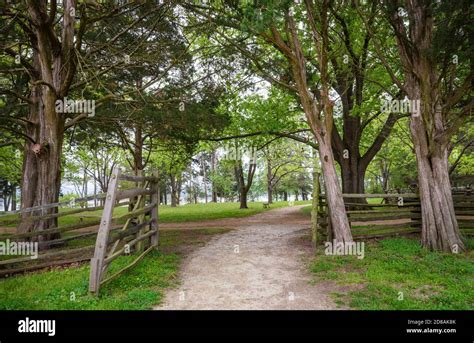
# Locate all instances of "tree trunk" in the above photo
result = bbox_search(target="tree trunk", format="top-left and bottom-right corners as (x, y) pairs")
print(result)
(410, 112), (465, 252)
(318, 135), (353, 243)
(16, 0), (77, 243)
(383, 0), (466, 252)
(18, 84), (64, 242)
(201, 154), (208, 203)
(267, 158), (273, 204)
(170, 174), (178, 207)
(211, 150), (218, 202)
(239, 190), (248, 209)
(11, 185), (16, 211)
(234, 159), (255, 209)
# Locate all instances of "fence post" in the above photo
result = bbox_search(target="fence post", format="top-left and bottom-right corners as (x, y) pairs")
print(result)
(89, 166), (121, 294)
(135, 170), (146, 253)
(150, 169), (160, 249)
(311, 171), (320, 252)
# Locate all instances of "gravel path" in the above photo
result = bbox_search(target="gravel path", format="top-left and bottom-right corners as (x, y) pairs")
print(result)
(155, 205), (337, 310)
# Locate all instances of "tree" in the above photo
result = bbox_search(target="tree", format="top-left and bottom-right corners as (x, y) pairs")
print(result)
(327, 1), (403, 197)
(184, 1), (354, 242)
(376, 0), (472, 252)
(0, 1), (178, 239)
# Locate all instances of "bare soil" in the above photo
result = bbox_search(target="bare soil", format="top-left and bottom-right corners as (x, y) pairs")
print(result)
(154, 205), (341, 310)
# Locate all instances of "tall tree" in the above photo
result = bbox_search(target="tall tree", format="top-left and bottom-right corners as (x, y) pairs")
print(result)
(377, 0), (472, 252)
(1, 1), (177, 238)
(185, 1), (354, 242)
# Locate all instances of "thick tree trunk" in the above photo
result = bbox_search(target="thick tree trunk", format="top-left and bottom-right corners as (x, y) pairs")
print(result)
(283, 2), (353, 244)
(341, 160), (368, 207)
(410, 113), (465, 252)
(318, 135), (353, 243)
(16, 0), (77, 243)
(18, 84), (63, 242)
(383, 0), (467, 252)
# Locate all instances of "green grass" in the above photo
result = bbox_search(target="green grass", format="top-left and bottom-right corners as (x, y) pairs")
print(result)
(0, 227), (230, 310)
(310, 237), (474, 310)
(0, 200), (311, 229)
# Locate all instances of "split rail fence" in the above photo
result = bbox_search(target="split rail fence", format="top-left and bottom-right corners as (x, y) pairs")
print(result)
(313, 192), (474, 241)
(0, 167), (159, 295)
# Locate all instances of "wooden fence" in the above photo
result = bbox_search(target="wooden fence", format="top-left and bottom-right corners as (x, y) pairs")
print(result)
(314, 193), (474, 241)
(89, 167), (159, 294)
(0, 168), (159, 292)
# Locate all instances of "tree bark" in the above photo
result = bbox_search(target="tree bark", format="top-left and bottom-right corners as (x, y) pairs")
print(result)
(211, 150), (218, 202)
(234, 159), (256, 209)
(383, 0), (466, 252)
(267, 157), (273, 204)
(18, 85), (64, 242)
(16, 0), (77, 242)
(410, 104), (464, 252)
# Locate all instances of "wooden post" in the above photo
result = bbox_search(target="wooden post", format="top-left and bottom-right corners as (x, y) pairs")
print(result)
(150, 170), (159, 249)
(311, 171), (320, 252)
(89, 167), (120, 294)
(135, 170), (146, 252)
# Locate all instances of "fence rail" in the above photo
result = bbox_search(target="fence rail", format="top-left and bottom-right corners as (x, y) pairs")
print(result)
(314, 192), (474, 241)
(0, 168), (160, 288)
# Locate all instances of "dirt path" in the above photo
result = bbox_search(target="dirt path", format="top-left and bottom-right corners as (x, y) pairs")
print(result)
(155, 205), (338, 310)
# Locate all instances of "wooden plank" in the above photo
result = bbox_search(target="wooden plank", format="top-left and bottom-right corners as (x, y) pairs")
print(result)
(353, 229), (421, 239)
(9, 218), (102, 239)
(344, 202), (420, 207)
(107, 221), (151, 245)
(89, 167), (121, 293)
(0, 255), (93, 277)
(38, 231), (98, 249)
(104, 230), (156, 265)
(119, 174), (159, 183)
(321, 193), (418, 198)
(135, 170), (146, 253)
(115, 188), (154, 201)
(351, 221), (421, 228)
(349, 214), (419, 222)
(0, 205), (105, 225)
(0, 193), (107, 217)
(347, 209), (415, 215)
(0, 245), (95, 266)
(150, 169), (159, 249)
(113, 203), (155, 222)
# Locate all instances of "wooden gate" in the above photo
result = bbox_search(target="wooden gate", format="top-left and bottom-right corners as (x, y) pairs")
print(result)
(88, 167), (159, 294)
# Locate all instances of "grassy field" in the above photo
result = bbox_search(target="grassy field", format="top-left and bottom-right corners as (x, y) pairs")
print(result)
(310, 237), (474, 310)
(0, 228), (231, 310)
(0, 200), (311, 229)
